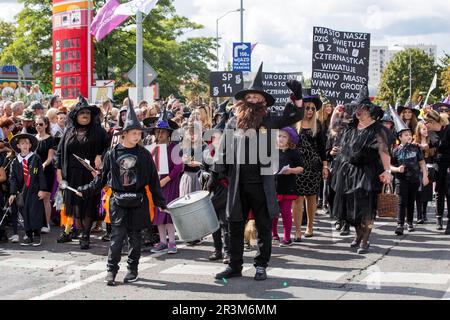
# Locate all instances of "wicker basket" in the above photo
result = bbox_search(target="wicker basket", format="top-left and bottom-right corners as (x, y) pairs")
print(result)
(377, 183), (399, 218)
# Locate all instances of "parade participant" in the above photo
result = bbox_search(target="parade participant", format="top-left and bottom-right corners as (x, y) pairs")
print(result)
(272, 127), (304, 246)
(8, 133), (46, 246)
(389, 108), (428, 235)
(424, 110), (450, 234)
(35, 116), (57, 234)
(415, 121), (437, 224)
(212, 63), (305, 281)
(397, 103), (419, 135)
(317, 94), (333, 210)
(55, 96), (108, 248)
(381, 111), (397, 147)
(30, 101), (45, 117)
(144, 108), (182, 254)
(205, 100), (231, 262)
(327, 105), (351, 234)
(331, 86), (392, 254)
(293, 89), (328, 241)
(76, 103), (167, 286)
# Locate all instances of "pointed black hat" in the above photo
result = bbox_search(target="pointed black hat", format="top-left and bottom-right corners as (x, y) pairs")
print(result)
(213, 100), (230, 131)
(302, 88), (323, 111)
(234, 63), (275, 107)
(115, 99), (147, 135)
(397, 102), (420, 118)
(389, 105), (410, 135)
(69, 95), (100, 120)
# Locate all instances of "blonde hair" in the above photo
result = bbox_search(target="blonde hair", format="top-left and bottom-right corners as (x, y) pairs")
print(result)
(317, 103), (333, 128)
(415, 121), (436, 158)
(296, 102), (318, 137)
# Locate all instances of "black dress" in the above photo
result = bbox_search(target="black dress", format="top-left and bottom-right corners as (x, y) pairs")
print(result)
(56, 125), (108, 220)
(331, 121), (389, 226)
(295, 121), (326, 196)
(36, 136), (57, 192)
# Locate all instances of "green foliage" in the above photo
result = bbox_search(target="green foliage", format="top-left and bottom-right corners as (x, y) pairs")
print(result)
(0, 20), (17, 52)
(377, 48), (440, 105)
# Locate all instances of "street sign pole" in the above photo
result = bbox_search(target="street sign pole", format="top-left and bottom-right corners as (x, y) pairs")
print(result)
(136, 11), (143, 103)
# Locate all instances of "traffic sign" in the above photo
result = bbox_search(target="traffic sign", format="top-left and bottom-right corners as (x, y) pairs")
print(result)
(128, 60), (158, 86)
(233, 42), (251, 72)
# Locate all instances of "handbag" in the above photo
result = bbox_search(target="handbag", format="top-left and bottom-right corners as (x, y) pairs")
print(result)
(377, 183), (399, 218)
(113, 191), (144, 208)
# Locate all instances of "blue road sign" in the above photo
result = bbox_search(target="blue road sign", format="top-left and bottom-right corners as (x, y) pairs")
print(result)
(233, 42), (251, 72)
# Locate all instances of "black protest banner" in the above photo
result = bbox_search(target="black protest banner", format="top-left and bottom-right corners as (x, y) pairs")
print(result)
(263, 72), (303, 113)
(209, 71), (244, 97)
(312, 26), (370, 104)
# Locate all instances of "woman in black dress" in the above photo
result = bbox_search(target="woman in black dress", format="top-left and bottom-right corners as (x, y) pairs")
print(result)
(293, 90), (328, 241)
(35, 116), (57, 233)
(55, 96), (108, 249)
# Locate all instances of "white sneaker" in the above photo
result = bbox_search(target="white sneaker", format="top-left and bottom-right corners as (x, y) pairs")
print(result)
(41, 226), (50, 234)
(9, 234), (19, 243)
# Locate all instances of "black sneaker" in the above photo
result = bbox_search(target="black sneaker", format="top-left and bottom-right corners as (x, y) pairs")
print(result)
(395, 224), (404, 236)
(105, 271), (116, 286)
(222, 254), (230, 264)
(56, 232), (72, 243)
(350, 239), (361, 248)
(335, 221), (342, 231)
(124, 270), (138, 283)
(407, 224), (415, 232)
(101, 233), (111, 242)
(215, 267), (242, 280)
(357, 243), (370, 254)
(20, 237), (33, 246)
(436, 217), (443, 230)
(340, 223), (350, 236)
(208, 251), (223, 261)
(417, 219), (425, 225)
(254, 266), (267, 281)
(79, 237), (90, 250)
(33, 236), (42, 247)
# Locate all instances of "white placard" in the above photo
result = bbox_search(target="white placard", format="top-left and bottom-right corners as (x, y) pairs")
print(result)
(145, 143), (169, 175)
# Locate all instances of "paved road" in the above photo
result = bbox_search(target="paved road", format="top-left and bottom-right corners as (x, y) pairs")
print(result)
(1, 210), (449, 300)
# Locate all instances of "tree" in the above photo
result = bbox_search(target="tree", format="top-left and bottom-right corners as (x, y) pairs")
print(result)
(0, 20), (17, 54)
(440, 54), (450, 96)
(2, 0), (216, 99)
(377, 48), (439, 105)
(0, 0), (52, 93)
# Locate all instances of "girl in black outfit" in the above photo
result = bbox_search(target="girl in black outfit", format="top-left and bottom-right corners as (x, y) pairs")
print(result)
(35, 116), (57, 233)
(415, 121), (437, 224)
(55, 96), (108, 249)
(423, 110), (450, 234)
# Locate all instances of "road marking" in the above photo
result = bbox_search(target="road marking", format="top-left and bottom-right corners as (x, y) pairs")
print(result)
(267, 268), (346, 282)
(442, 284), (450, 300)
(29, 263), (155, 300)
(160, 264), (252, 276)
(361, 272), (450, 285)
(0, 258), (74, 270)
(81, 261), (156, 271)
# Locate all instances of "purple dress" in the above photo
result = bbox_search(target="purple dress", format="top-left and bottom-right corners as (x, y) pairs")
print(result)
(153, 142), (183, 225)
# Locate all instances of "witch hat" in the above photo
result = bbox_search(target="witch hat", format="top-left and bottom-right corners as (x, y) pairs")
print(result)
(234, 62), (275, 107)
(216, 99), (230, 115)
(69, 94), (100, 121)
(389, 105), (410, 135)
(318, 89), (332, 106)
(115, 98), (146, 135)
(143, 106), (179, 131)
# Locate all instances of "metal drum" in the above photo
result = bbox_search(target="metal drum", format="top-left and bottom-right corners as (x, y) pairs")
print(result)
(167, 191), (219, 242)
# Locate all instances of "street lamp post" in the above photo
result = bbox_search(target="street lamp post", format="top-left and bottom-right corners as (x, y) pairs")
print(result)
(216, 9), (242, 70)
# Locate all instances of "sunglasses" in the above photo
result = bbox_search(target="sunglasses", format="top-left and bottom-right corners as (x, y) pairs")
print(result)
(36, 123), (45, 127)
(305, 106), (316, 111)
(78, 111), (91, 115)
(440, 108), (449, 113)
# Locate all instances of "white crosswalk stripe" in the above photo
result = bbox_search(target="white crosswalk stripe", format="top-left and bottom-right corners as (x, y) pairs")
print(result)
(267, 268), (346, 282)
(361, 272), (450, 285)
(0, 258), (74, 270)
(161, 264), (252, 276)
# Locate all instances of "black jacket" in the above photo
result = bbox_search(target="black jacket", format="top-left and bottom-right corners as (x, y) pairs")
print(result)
(79, 144), (167, 229)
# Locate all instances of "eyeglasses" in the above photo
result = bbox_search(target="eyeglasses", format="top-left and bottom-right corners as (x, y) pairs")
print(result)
(305, 106), (316, 111)
(36, 123), (45, 127)
(78, 111), (91, 115)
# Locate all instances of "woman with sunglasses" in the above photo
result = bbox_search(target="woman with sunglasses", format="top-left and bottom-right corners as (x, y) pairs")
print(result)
(292, 89), (328, 241)
(35, 116), (57, 234)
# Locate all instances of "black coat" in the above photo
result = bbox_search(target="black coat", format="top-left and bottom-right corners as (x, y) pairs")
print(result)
(9, 154), (46, 231)
(79, 144), (167, 230)
(212, 102), (304, 222)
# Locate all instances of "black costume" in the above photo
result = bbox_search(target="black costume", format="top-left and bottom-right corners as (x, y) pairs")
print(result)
(211, 64), (305, 278)
(79, 102), (166, 285)
(36, 136), (57, 192)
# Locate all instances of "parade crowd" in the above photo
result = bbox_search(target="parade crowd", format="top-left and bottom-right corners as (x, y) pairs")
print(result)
(0, 64), (449, 285)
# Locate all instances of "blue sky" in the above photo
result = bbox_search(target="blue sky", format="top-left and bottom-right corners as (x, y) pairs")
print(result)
(2, 0), (449, 77)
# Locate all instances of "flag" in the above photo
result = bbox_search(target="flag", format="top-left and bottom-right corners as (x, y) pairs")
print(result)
(423, 73), (437, 106)
(115, 0), (159, 16)
(91, 0), (129, 41)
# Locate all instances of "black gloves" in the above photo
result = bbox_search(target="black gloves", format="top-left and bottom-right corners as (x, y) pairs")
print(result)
(286, 80), (303, 101)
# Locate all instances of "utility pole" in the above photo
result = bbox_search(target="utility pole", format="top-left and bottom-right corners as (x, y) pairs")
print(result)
(136, 11), (143, 103)
(240, 0), (244, 42)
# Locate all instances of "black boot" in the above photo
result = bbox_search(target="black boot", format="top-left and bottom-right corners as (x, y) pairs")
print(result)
(436, 216), (443, 230)
(80, 236), (90, 250)
(340, 222), (350, 236)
